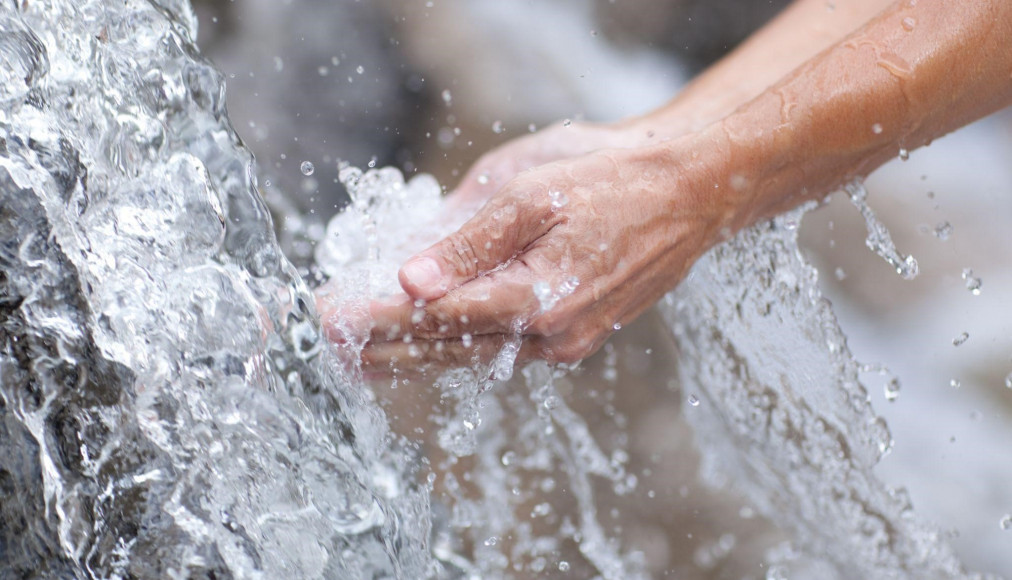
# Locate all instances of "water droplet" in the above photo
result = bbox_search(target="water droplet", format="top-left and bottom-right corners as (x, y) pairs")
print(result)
(1005, 372), (1012, 389)
(548, 190), (569, 210)
(300, 161), (315, 176)
(317, 66), (329, 76)
(1001, 515), (1012, 530)
(933, 221), (953, 240)
(558, 561), (571, 572)
(492, 120), (504, 134)
(884, 377), (901, 402)
(562, 119), (572, 127)
(528, 123), (537, 133)
(872, 123), (884, 134)
(834, 267), (847, 281)
(899, 148), (910, 161)
(952, 332), (969, 347)
(500, 451), (516, 466)
(484, 536), (499, 546)
(531, 502), (552, 517)
(612, 322), (622, 331)
(355, 65), (364, 74)
(461, 333), (473, 348)
(543, 396), (560, 411)
(950, 378), (961, 389)
(901, 16), (917, 30)
(961, 268), (982, 295)
(687, 394), (700, 407)
(441, 89), (452, 106)
(476, 172), (489, 185)
(367, 156), (377, 168)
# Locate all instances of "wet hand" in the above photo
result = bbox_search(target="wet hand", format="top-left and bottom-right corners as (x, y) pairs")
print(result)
(362, 137), (742, 372)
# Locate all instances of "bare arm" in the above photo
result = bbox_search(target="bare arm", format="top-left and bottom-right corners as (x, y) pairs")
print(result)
(338, 0), (1012, 369)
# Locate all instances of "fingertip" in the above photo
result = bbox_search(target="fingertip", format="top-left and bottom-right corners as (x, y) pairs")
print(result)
(399, 256), (449, 300)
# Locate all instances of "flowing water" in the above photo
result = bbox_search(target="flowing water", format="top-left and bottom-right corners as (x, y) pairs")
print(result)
(0, 1), (1002, 579)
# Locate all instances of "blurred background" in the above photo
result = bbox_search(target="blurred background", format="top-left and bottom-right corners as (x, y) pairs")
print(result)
(190, 0), (1012, 577)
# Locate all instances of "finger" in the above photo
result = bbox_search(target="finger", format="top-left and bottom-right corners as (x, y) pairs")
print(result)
(371, 270), (540, 341)
(398, 180), (556, 301)
(361, 334), (511, 377)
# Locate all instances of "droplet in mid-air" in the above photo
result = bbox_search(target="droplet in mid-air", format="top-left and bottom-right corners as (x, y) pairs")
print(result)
(933, 221), (953, 240)
(884, 377), (901, 402)
(300, 161), (315, 176)
(962, 268), (982, 295)
(952, 332), (969, 347)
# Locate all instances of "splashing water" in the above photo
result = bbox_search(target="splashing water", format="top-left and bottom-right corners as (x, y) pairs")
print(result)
(0, 2), (433, 578)
(0, 2), (997, 580)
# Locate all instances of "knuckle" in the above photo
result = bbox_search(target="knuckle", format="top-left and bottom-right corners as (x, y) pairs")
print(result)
(441, 232), (481, 280)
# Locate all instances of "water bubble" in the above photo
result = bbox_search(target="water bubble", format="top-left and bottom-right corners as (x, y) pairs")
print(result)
(528, 123), (537, 132)
(562, 119), (572, 127)
(950, 378), (961, 389)
(300, 161), (315, 176)
(899, 148), (910, 161)
(500, 451), (516, 466)
(687, 394), (700, 407)
(461, 333), (473, 348)
(901, 16), (917, 30)
(558, 561), (571, 572)
(872, 123), (884, 134)
(933, 221), (953, 240)
(484, 536), (499, 546)
(952, 332), (969, 347)
(441, 89), (452, 106)
(355, 65), (364, 74)
(834, 267), (847, 281)
(317, 66), (329, 76)
(477, 173), (489, 185)
(1005, 373), (1012, 389)
(1001, 515), (1012, 530)
(492, 120), (504, 134)
(612, 322), (622, 331)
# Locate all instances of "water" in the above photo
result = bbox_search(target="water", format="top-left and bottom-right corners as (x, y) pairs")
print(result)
(0, 2), (432, 577)
(0, 1), (1001, 579)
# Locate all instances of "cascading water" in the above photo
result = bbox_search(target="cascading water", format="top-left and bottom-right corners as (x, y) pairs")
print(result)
(0, 2), (433, 577)
(0, 1), (1003, 579)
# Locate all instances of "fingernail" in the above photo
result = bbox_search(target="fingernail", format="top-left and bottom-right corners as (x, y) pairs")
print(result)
(401, 257), (446, 297)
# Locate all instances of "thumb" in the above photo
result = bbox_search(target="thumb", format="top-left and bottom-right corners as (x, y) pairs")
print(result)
(399, 187), (553, 301)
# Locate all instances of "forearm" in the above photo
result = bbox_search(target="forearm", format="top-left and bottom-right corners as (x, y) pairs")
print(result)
(625, 0), (895, 137)
(698, 0), (1012, 232)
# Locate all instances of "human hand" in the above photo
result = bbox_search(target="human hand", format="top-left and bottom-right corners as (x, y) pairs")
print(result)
(447, 120), (647, 214)
(361, 135), (744, 373)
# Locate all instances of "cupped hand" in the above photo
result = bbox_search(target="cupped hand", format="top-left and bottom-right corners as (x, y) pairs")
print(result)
(361, 136), (744, 372)
(447, 120), (648, 214)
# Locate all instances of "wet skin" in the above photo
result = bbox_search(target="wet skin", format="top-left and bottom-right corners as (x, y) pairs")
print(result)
(319, 0), (1012, 373)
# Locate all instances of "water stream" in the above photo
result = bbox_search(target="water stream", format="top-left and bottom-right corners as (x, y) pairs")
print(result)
(0, 1), (1000, 579)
